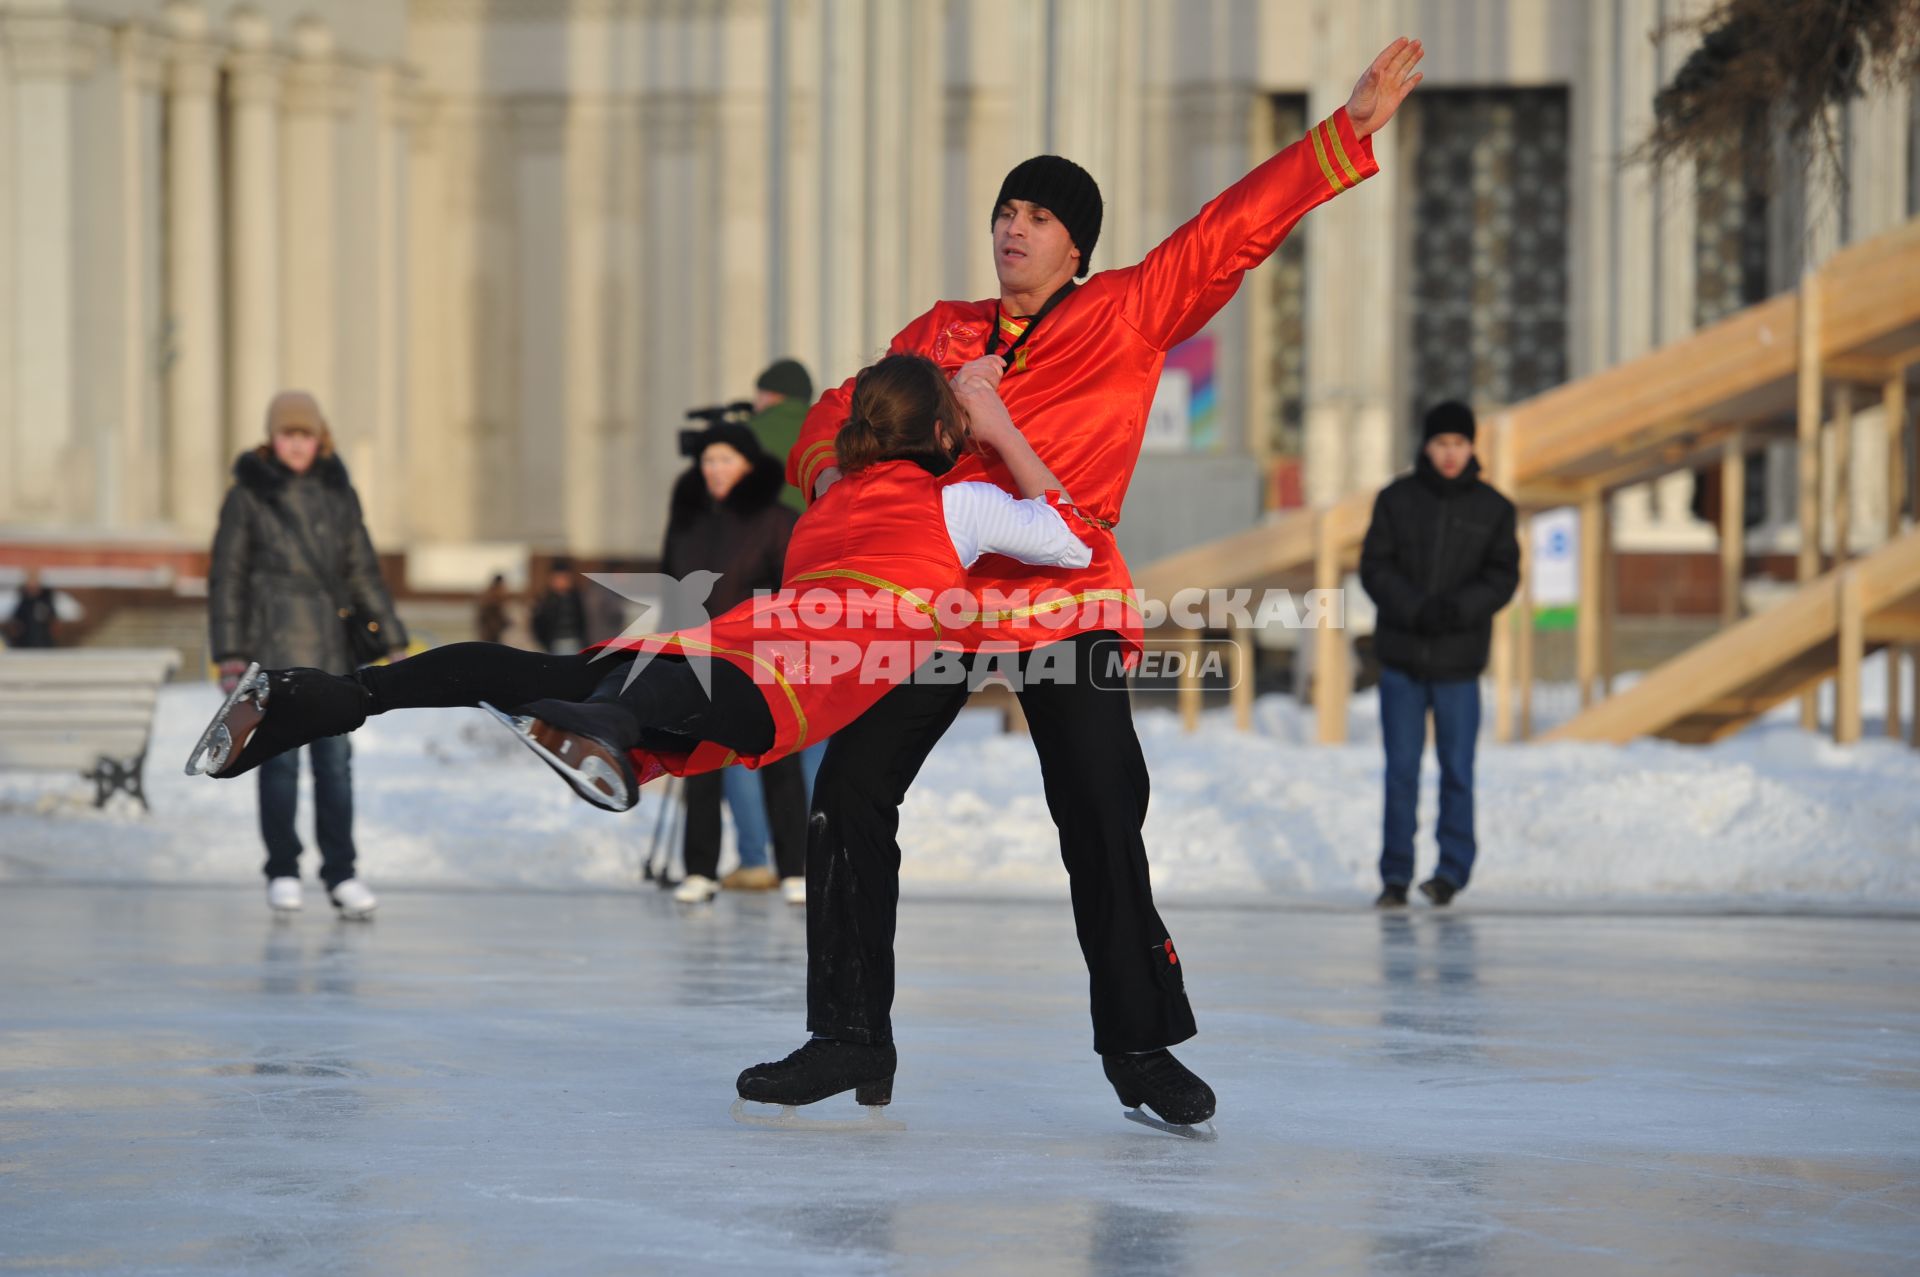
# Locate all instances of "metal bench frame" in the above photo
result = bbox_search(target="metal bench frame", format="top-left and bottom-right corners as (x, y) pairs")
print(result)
(0, 649), (180, 811)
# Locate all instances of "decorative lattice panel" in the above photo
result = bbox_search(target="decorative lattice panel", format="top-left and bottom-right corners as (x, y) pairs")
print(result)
(1265, 96), (1310, 460)
(1407, 90), (1571, 442)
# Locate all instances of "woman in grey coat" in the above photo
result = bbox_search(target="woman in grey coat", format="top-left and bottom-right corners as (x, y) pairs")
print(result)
(208, 392), (407, 917)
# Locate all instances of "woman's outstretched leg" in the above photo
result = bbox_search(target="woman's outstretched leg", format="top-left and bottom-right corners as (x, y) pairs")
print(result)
(195, 645), (617, 779)
(358, 643), (605, 713)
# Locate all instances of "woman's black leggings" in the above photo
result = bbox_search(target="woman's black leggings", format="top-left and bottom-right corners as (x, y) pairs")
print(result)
(356, 642), (777, 757)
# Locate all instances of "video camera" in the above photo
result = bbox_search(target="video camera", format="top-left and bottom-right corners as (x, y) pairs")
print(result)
(678, 402), (755, 459)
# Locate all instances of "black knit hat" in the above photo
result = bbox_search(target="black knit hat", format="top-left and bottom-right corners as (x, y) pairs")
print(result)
(993, 155), (1103, 278)
(691, 420), (765, 463)
(1422, 400), (1477, 445)
(755, 358), (813, 403)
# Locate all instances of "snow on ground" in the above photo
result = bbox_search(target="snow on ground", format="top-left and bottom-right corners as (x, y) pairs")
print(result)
(3, 658), (1918, 906)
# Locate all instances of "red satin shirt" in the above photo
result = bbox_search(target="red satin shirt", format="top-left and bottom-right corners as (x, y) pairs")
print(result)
(594, 459), (1096, 782)
(788, 108), (1379, 657)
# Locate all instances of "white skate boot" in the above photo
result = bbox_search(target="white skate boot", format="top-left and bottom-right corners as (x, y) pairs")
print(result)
(673, 874), (719, 904)
(328, 878), (378, 919)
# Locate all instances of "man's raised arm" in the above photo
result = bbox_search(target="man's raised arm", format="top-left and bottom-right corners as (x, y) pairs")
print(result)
(1116, 38), (1422, 351)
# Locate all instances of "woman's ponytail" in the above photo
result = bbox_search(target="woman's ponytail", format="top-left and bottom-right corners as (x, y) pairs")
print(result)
(834, 412), (884, 473)
(833, 354), (963, 475)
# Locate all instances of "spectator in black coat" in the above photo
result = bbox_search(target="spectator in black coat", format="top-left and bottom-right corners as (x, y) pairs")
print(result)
(5, 568), (61, 648)
(662, 422), (808, 904)
(1359, 401), (1519, 909)
(530, 560), (589, 655)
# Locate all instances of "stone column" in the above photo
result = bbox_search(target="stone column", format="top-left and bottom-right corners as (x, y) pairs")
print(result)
(449, 102), (517, 543)
(1651, 16), (1706, 550)
(1173, 80), (1258, 455)
(0, 19), (14, 524)
(1303, 2), (1398, 501)
(369, 65), (407, 545)
(114, 24), (165, 529)
(717, 0), (772, 395)
(2, 13), (107, 523)
(1610, 0), (1661, 543)
(820, 0), (870, 376)
(1568, 0), (1615, 380)
(563, 97), (612, 555)
(1849, 79), (1912, 241)
(864, 0), (907, 335)
(225, 5), (282, 458)
(512, 96), (568, 546)
(1844, 83), (1912, 548)
(778, 0), (826, 384)
(861, 0), (942, 341)
(280, 15), (346, 407)
(403, 85), (457, 542)
(900, 0), (944, 324)
(163, 1), (226, 536)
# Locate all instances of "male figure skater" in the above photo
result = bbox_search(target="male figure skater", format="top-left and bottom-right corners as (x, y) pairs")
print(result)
(737, 39), (1427, 1132)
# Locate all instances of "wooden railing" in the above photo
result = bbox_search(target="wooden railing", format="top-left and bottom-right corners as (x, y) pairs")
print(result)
(1129, 214), (1920, 745)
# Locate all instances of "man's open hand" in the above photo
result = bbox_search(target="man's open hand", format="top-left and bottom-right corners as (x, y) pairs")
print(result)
(1347, 37), (1424, 139)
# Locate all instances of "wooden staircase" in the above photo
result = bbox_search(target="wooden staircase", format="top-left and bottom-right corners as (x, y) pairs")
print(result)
(1542, 526), (1920, 744)
(1128, 213), (1920, 744)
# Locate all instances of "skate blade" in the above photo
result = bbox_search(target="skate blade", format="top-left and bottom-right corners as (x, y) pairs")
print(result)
(479, 701), (636, 812)
(1123, 1108), (1219, 1142)
(729, 1097), (904, 1133)
(185, 663), (266, 776)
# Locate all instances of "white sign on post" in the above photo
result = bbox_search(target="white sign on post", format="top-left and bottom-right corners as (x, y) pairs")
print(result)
(1530, 507), (1579, 611)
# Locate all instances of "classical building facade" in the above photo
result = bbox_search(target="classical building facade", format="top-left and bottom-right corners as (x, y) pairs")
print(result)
(0, 0), (1913, 575)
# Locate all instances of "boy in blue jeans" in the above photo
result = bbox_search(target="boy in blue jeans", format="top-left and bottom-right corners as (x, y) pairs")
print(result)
(1359, 402), (1519, 907)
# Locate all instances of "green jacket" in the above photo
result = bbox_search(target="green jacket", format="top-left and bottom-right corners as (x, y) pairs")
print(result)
(748, 398), (809, 513)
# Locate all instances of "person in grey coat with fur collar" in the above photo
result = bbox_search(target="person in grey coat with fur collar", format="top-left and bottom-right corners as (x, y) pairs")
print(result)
(208, 392), (407, 918)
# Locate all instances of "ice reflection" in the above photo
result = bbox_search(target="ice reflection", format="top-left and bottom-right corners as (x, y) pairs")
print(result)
(1364, 1153), (1498, 1276)
(259, 915), (366, 999)
(1377, 914), (1482, 1067)
(775, 1198), (896, 1265)
(1088, 1198), (1190, 1277)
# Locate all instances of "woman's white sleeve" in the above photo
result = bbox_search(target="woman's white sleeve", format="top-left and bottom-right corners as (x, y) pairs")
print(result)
(942, 482), (1094, 569)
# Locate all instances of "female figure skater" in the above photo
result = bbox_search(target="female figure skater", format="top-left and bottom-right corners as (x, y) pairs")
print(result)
(189, 352), (1091, 825)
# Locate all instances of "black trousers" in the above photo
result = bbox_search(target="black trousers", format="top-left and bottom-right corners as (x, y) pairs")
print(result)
(684, 753), (808, 881)
(358, 642), (776, 756)
(805, 630), (1196, 1056)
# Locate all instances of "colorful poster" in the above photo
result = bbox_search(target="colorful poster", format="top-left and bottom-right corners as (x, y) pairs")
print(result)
(1164, 333), (1218, 451)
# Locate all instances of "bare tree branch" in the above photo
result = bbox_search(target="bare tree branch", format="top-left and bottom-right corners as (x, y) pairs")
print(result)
(1636, 0), (1920, 186)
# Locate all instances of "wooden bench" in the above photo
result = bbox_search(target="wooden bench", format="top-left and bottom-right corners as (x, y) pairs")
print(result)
(0, 648), (181, 809)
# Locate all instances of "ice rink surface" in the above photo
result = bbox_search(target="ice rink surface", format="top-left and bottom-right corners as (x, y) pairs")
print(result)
(2, 884), (1916, 1275)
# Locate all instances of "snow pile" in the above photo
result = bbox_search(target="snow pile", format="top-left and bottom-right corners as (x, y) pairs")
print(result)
(2, 676), (1916, 906)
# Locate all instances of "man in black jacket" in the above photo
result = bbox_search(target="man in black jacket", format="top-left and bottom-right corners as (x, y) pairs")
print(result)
(1359, 401), (1519, 908)
(5, 568), (61, 648)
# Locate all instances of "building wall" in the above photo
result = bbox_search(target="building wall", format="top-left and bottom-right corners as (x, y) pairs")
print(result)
(0, 0), (1912, 579)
